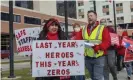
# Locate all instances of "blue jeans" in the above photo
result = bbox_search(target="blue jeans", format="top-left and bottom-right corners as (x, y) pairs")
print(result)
(85, 56), (105, 80)
(125, 62), (133, 77)
(75, 75), (85, 80)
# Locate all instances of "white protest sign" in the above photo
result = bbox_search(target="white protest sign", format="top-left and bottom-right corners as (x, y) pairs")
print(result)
(32, 40), (85, 77)
(14, 27), (41, 56)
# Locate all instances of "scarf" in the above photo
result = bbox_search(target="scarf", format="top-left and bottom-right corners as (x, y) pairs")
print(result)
(47, 32), (58, 40)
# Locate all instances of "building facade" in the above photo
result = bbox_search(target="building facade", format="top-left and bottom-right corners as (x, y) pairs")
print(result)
(0, 1), (86, 53)
(76, 1), (133, 23)
(1, 0), (133, 53)
(76, 0), (133, 36)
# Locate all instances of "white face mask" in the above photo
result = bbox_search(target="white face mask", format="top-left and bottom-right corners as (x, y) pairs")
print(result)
(74, 28), (80, 32)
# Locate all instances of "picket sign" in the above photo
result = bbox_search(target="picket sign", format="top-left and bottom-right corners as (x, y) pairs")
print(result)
(32, 40), (85, 77)
(14, 27), (41, 56)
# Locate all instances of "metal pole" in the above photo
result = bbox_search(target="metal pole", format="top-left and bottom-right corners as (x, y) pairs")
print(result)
(64, 1), (68, 38)
(93, 0), (96, 12)
(113, 1), (117, 32)
(8, 1), (15, 78)
(132, 32), (133, 39)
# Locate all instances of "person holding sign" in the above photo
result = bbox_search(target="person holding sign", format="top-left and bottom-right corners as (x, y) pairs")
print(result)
(81, 11), (111, 80)
(35, 18), (68, 80)
(70, 23), (85, 80)
(116, 31), (132, 80)
(70, 23), (82, 40)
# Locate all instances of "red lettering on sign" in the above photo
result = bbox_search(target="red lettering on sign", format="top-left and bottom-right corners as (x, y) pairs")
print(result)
(47, 70), (51, 76)
(70, 52), (74, 58)
(66, 69), (70, 75)
(36, 42), (52, 48)
(45, 52), (74, 58)
(46, 52), (50, 58)
(36, 62), (39, 67)
(48, 61), (52, 67)
(47, 69), (70, 76)
(36, 42), (39, 48)
(56, 69), (60, 75)
(17, 45), (32, 52)
(62, 69), (65, 75)
(56, 52), (60, 58)
(40, 61), (44, 67)
(58, 60), (77, 67)
(66, 52), (69, 58)
(52, 69), (56, 75)
(15, 29), (26, 40)
(36, 61), (52, 67)
(61, 52), (66, 58)
(72, 60), (76, 66)
(51, 52), (54, 58)
(58, 42), (76, 48)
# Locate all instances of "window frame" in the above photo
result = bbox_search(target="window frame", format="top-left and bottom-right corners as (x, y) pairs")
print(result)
(24, 16), (41, 25)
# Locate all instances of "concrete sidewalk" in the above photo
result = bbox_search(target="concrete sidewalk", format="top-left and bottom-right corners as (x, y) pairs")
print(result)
(86, 68), (133, 80)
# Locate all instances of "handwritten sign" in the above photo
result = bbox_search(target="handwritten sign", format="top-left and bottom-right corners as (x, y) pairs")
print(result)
(14, 27), (41, 56)
(32, 40), (85, 77)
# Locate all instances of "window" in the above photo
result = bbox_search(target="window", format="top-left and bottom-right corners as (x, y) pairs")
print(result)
(69, 2), (74, 7)
(78, 9), (84, 19)
(79, 15), (84, 19)
(106, 5), (109, 8)
(79, 9), (81, 12)
(103, 5), (109, 15)
(106, 12), (109, 15)
(107, 18), (110, 21)
(116, 3), (123, 14)
(130, 1), (133, 12)
(131, 15), (133, 22)
(117, 16), (124, 24)
(14, 15), (21, 23)
(24, 16), (41, 25)
(78, 1), (84, 6)
(1, 12), (9, 21)
(1, 35), (10, 51)
(56, 1), (77, 19)
(120, 3), (123, 6)
(90, 7), (94, 10)
(103, 5), (109, 8)
(131, 8), (133, 12)
(131, 15), (133, 19)
(1, 12), (21, 23)
(15, 1), (33, 9)
(116, 3), (123, 7)
(78, 9), (84, 13)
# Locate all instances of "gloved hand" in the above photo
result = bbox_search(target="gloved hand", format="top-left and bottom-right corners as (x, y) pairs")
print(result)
(92, 45), (100, 53)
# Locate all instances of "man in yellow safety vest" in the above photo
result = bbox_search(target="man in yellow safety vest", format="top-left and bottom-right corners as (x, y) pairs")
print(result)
(83, 10), (111, 80)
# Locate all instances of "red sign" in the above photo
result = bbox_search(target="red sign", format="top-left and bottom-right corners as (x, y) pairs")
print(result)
(124, 49), (133, 62)
(110, 33), (119, 45)
(123, 38), (133, 62)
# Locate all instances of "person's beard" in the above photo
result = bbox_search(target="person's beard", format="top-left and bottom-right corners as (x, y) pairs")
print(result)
(89, 21), (95, 26)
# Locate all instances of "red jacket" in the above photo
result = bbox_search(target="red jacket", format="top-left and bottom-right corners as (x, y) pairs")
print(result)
(116, 31), (130, 56)
(72, 22), (111, 55)
(70, 29), (83, 40)
(116, 37), (131, 56)
(116, 37), (125, 56)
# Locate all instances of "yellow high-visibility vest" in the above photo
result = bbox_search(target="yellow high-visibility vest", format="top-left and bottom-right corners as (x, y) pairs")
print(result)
(82, 25), (105, 58)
